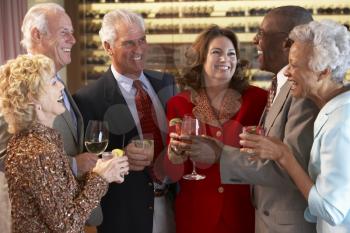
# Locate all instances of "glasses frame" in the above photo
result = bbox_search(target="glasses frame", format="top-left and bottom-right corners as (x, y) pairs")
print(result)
(256, 28), (289, 40)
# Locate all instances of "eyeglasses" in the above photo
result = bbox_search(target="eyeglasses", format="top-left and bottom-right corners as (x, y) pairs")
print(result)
(120, 36), (147, 49)
(256, 29), (289, 39)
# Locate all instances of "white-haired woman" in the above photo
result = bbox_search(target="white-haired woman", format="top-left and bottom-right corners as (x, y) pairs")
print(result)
(0, 54), (129, 233)
(240, 20), (350, 233)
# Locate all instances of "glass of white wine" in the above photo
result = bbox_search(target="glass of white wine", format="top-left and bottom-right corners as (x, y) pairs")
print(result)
(84, 120), (109, 156)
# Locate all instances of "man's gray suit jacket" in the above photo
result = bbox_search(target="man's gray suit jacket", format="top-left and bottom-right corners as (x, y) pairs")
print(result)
(53, 84), (103, 226)
(220, 82), (319, 233)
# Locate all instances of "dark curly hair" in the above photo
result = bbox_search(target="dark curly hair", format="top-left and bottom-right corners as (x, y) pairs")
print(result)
(177, 25), (249, 93)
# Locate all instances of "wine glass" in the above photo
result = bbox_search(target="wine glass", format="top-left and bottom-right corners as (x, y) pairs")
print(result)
(242, 125), (267, 164)
(181, 115), (206, 181)
(242, 125), (266, 136)
(84, 120), (109, 156)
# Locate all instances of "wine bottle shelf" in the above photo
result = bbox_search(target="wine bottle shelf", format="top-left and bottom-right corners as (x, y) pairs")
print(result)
(78, 0), (350, 84)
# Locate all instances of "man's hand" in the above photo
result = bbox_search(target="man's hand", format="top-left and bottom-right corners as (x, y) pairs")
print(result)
(239, 133), (293, 167)
(125, 142), (152, 171)
(76, 152), (99, 176)
(185, 135), (224, 164)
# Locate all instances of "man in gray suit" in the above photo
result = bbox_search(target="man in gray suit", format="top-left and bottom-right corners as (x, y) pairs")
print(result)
(0, 2), (100, 227)
(188, 6), (319, 233)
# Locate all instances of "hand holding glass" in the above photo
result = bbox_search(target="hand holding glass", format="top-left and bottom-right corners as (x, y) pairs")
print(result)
(101, 151), (129, 178)
(241, 125), (267, 163)
(181, 115), (206, 181)
(132, 139), (154, 162)
(242, 125), (265, 136)
(84, 120), (109, 156)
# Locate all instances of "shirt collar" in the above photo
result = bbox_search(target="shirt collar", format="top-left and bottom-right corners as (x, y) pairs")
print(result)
(321, 88), (350, 115)
(276, 65), (288, 89)
(111, 65), (147, 92)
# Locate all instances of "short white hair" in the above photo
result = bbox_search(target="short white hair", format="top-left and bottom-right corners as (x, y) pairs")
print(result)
(289, 19), (350, 82)
(21, 3), (65, 50)
(99, 9), (145, 49)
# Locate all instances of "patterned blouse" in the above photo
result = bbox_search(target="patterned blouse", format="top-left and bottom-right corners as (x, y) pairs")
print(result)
(5, 123), (108, 233)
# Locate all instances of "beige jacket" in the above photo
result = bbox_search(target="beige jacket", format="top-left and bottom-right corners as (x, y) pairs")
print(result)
(220, 82), (319, 233)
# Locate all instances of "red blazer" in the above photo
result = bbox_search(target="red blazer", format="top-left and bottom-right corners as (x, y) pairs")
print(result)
(166, 85), (267, 233)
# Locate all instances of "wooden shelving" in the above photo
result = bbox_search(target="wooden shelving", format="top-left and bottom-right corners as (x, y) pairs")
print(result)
(78, 0), (350, 83)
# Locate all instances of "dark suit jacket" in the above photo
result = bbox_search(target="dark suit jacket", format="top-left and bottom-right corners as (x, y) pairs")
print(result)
(73, 68), (176, 233)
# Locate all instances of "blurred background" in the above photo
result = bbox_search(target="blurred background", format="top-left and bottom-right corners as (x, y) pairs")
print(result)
(1, 0), (350, 93)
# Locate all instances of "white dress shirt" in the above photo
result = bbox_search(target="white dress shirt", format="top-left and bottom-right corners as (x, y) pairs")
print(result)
(273, 65), (288, 104)
(111, 66), (167, 146)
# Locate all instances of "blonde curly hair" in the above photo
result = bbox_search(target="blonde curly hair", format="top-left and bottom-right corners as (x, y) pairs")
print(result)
(0, 54), (55, 134)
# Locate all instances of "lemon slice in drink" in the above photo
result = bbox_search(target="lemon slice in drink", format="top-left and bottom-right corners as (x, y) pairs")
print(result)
(169, 118), (182, 126)
(112, 149), (124, 157)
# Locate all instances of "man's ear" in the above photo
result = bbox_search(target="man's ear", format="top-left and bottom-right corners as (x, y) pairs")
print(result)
(104, 41), (113, 56)
(282, 38), (293, 50)
(31, 27), (42, 43)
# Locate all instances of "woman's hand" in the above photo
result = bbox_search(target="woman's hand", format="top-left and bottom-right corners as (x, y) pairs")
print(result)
(93, 156), (129, 183)
(168, 132), (190, 164)
(239, 132), (292, 166)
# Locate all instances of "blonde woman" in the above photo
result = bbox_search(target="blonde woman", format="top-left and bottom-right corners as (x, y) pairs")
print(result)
(0, 54), (129, 233)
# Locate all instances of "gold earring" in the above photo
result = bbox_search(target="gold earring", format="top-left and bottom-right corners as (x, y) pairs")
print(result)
(37, 105), (42, 111)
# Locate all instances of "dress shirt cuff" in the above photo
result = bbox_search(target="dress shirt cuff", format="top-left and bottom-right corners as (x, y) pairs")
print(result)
(308, 185), (344, 226)
(304, 207), (317, 223)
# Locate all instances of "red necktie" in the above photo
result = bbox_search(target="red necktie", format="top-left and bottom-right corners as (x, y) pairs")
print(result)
(133, 80), (163, 182)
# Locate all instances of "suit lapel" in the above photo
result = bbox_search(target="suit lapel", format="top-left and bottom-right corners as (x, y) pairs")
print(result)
(57, 82), (78, 144)
(60, 109), (77, 141)
(104, 70), (129, 106)
(103, 70), (137, 138)
(265, 82), (291, 134)
(65, 88), (84, 151)
(313, 113), (328, 138)
(145, 71), (162, 98)
(144, 70), (171, 109)
(142, 70), (174, 145)
(313, 90), (350, 137)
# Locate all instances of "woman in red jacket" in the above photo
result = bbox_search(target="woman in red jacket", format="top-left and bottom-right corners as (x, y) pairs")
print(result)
(166, 25), (267, 233)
